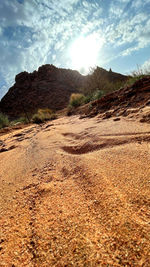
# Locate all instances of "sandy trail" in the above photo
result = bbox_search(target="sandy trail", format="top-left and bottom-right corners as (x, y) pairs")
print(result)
(0, 115), (150, 266)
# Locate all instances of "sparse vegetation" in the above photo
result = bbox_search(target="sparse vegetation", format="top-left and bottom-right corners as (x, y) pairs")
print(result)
(125, 65), (150, 87)
(68, 90), (106, 110)
(0, 109), (57, 129)
(66, 105), (74, 116)
(82, 66), (126, 95)
(69, 93), (85, 108)
(0, 113), (9, 128)
(67, 90), (106, 115)
(84, 89), (105, 104)
(32, 108), (57, 123)
(11, 117), (29, 125)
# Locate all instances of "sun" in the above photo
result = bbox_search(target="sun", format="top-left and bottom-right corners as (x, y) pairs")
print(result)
(69, 34), (104, 74)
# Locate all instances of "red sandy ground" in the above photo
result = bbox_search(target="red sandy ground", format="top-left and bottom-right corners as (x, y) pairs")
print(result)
(0, 115), (150, 266)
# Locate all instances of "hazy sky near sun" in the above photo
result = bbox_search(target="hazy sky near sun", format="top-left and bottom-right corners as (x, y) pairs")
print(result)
(0, 0), (150, 98)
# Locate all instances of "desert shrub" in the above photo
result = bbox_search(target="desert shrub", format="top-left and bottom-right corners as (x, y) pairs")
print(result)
(125, 76), (143, 87)
(38, 108), (53, 115)
(66, 105), (74, 116)
(131, 65), (150, 77)
(126, 71), (145, 87)
(84, 94), (93, 104)
(12, 117), (29, 125)
(48, 113), (57, 120)
(91, 89), (105, 100)
(0, 113), (9, 128)
(32, 113), (44, 123)
(83, 66), (126, 95)
(32, 108), (57, 123)
(32, 113), (43, 123)
(84, 89), (105, 104)
(69, 93), (85, 108)
(67, 90), (105, 116)
(84, 67), (110, 94)
(125, 66), (150, 87)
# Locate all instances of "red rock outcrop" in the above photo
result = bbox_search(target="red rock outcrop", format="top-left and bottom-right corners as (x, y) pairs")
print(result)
(0, 65), (85, 118)
(0, 64), (128, 118)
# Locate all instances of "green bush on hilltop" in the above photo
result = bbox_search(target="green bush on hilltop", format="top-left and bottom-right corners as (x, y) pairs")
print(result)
(0, 113), (9, 129)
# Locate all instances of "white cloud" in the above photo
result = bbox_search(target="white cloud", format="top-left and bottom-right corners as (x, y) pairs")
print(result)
(0, 0), (27, 27)
(104, 9), (150, 60)
(131, 0), (143, 9)
(142, 58), (150, 72)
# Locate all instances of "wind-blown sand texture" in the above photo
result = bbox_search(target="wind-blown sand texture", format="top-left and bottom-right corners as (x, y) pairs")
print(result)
(0, 115), (150, 266)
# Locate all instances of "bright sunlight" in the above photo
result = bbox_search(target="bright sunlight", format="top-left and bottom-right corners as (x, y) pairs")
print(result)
(69, 34), (104, 74)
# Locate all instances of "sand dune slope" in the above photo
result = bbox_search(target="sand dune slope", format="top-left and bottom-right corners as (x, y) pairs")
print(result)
(0, 115), (150, 266)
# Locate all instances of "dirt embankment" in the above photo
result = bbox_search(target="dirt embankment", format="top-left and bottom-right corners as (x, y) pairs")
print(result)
(73, 77), (150, 124)
(0, 114), (150, 266)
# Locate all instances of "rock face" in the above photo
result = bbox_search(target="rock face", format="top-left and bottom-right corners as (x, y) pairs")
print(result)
(0, 65), (85, 118)
(0, 64), (127, 118)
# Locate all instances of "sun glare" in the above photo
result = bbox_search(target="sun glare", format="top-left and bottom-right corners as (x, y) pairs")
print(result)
(69, 34), (104, 74)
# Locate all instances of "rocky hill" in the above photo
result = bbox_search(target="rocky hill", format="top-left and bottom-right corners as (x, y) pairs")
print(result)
(0, 64), (127, 118)
(0, 65), (86, 118)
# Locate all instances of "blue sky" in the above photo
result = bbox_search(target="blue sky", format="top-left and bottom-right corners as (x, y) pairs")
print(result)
(0, 0), (150, 98)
